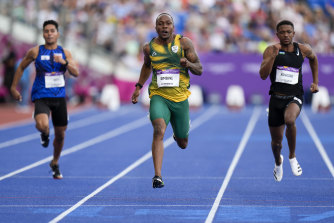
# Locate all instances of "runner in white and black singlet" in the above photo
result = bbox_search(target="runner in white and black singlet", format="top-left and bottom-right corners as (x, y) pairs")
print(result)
(259, 20), (319, 182)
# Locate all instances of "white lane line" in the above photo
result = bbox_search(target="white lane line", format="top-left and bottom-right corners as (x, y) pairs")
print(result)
(2, 204), (334, 208)
(49, 105), (220, 223)
(0, 109), (132, 149)
(0, 119), (33, 130)
(0, 117), (149, 181)
(300, 111), (334, 178)
(9, 176), (334, 180)
(0, 133), (40, 150)
(205, 106), (262, 223)
(0, 106), (94, 130)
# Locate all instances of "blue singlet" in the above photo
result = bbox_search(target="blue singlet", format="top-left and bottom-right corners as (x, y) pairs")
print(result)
(31, 45), (67, 101)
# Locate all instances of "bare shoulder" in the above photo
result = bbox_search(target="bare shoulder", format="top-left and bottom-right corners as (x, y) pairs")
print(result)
(142, 42), (150, 55)
(143, 42), (150, 50)
(297, 43), (314, 58)
(63, 48), (70, 54)
(180, 36), (194, 50)
(142, 42), (151, 66)
(265, 43), (281, 52)
(18, 45), (39, 68)
(262, 44), (275, 57)
(26, 45), (39, 60)
(297, 42), (311, 50)
(63, 48), (73, 58)
(264, 44), (275, 51)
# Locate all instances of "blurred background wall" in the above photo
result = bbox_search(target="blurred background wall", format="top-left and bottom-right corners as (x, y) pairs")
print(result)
(0, 0), (333, 106)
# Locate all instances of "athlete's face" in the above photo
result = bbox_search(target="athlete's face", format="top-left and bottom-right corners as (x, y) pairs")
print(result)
(276, 25), (295, 46)
(43, 24), (59, 45)
(155, 15), (174, 41)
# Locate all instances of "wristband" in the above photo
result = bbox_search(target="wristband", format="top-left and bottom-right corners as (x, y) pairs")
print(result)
(64, 59), (68, 67)
(135, 83), (143, 89)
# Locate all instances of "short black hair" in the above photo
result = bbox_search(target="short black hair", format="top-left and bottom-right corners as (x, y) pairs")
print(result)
(276, 20), (294, 31)
(43, 20), (59, 31)
(155, 13), (174, 25)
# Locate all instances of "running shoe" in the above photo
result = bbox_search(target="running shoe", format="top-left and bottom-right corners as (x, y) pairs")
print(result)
(289, 157), (302, 176)
(273, 155), (283, 182)
(152, 175), (164, 188)
(49, 162), (63, 179)
(40, 133), (49, 148)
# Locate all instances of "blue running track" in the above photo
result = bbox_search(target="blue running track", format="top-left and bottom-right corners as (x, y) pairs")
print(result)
(0, 104), (333, 223)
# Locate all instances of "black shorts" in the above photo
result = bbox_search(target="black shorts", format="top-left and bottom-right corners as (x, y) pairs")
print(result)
(268, 95), (303, 127)
(34, 97), (68, 126)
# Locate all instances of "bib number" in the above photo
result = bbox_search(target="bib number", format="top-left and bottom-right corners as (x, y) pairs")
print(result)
(45, 72), (65, 88)
(275, 66), (299, 85)
(157, 69), (180, 87)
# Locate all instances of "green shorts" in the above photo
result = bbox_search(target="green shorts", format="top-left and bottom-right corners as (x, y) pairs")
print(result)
(150, 95), (189, 139)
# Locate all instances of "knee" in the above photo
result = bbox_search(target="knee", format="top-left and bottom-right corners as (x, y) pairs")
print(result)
(285, 118), (295, 127)
(54, 131), (65, 142)
(153, 125), (165, 139)
(177, 138), (188, 149)
(284, 113), (296, 127)
(35, 121), (49, 133)
(271, 141), (282, 150)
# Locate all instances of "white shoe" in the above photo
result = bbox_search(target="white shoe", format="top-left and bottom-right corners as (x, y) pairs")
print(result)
(273, 155), (283, 182)
(289, 157), (302, 176)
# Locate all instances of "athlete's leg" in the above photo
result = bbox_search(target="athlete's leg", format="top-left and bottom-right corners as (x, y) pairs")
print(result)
(284, 102), (301, 159)
(170, 99), (189, 149)
(151, 118), (167, 177)
(49, 97), (68, 164)
(268, 96), (285, 165)
(48, 98), (68, 179)
(34, 99), (51, 136)
(269, 125), (285, 165)
(149, 95), (170, 178)
(51, 126), (67, 165)
(35, 113), (50, 135)
(175, 136), (188, 149)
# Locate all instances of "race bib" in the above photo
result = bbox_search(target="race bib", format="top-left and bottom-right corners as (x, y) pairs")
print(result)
(157, 69), (180, 87)
(54, 53), (63, 58)
(275, 66), (299, 85)
(45, 72), (65, 88)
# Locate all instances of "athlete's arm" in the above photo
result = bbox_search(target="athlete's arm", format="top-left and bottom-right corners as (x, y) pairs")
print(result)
(131, 43), (152, 104)
(10, 46), (38, 101)
(180, 37), (202, 76)
(62, 49), (79, 77)
(299, 43), (319, 93)
(259, 44), (280, 80)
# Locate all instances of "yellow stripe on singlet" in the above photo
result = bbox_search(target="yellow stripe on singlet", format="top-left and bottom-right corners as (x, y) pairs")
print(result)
(148, 34), (190, 102)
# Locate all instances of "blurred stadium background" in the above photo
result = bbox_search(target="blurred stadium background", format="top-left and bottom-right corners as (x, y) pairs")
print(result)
(0, 0), (333, 112)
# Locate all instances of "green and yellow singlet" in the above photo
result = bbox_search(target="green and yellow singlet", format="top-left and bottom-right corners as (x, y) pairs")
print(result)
(148, 34), (190, 102)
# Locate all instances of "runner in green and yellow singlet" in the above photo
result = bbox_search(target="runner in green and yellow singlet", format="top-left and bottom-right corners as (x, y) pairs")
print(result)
(132, 13), (202, 188)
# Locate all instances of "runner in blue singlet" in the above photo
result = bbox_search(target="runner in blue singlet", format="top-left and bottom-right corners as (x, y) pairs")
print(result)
(11, 20), (79, 179)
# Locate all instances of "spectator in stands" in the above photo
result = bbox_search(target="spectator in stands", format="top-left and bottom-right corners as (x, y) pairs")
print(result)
(2, 41), (16, 101)
(15, 58), (33, 112)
